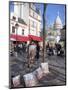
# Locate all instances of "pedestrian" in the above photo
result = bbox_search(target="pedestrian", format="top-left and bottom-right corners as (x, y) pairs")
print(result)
(56, 43), (61, 56)
(46, 42), (49, 51)
(28, 42), (36, 67)
(36, 42), (40, 59)
(48, 44), (54, 55)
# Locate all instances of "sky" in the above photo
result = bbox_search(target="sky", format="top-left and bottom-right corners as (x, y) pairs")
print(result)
(45, 4), (65, 27)
(9, 1), (14, 12)
(35, 3), (65, 29)
(9, 2), (66, 29)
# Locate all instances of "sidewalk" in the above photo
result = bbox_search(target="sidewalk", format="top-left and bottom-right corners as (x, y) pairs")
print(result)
(9, 52), (66, 87)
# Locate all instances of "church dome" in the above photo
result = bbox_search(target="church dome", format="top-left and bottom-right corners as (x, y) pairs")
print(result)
(54, 12), (62, 30)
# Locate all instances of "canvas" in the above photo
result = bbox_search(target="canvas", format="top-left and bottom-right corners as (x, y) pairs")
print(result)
(9, 1), (66, 88)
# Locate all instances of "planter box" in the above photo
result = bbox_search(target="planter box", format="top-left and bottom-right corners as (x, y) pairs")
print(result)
(12, 75), (20, 87)
(23, 73), (37, 87)
(35, 67), (44, 80)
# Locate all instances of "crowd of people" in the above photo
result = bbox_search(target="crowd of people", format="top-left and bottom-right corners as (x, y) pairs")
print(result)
(10, 41), (64, 66)
(10, 41), (40, 60)
(46, 42), (64, 56)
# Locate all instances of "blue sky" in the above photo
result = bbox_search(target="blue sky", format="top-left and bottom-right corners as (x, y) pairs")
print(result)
(9, 1), (14, 12)
(9, 2), (65, 28)
(35, 3), (65, 28)
(45, 4), (65, 27)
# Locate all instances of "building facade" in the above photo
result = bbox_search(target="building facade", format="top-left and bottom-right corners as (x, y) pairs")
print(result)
(46, 12), (63, 45)
(10, 2), (42, 46)
(60, 25), (66, 47)
(10, 13), (29, 42)
(54, 12), (63, 43)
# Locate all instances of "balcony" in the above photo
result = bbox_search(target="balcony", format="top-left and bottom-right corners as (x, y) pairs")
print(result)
(18, 18), (27, 25)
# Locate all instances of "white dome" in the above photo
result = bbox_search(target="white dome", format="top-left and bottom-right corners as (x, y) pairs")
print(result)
(54, 13), (62, 30)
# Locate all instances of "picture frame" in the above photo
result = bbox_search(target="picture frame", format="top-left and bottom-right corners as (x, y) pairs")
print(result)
(9, 1), (66, 88)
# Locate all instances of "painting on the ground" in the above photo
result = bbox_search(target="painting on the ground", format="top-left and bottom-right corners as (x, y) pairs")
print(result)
(9, 1), (66, 88)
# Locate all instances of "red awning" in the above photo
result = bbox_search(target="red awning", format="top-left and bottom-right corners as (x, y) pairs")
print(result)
(29, 35), (43, 41)
(10, 34), (29, 42)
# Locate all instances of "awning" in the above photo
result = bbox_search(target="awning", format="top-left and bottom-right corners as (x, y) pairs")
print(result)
(29, 35), (43, 41)
(10, 34), (29, 42)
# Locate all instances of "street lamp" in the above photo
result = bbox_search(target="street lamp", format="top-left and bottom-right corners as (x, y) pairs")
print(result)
(15, 23), (19, 57)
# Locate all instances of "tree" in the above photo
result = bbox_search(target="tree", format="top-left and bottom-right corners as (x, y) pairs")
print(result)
(42, 4), (47, 62)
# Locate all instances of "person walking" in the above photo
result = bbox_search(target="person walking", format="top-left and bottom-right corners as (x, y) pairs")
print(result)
(36, 42), (40, 59)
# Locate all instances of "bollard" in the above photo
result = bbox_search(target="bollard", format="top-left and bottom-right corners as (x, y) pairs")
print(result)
(41, 62), (49, 75)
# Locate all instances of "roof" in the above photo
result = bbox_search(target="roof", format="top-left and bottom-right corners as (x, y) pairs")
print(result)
(18, 18), (27, 25)
(54, 13), (62, 29)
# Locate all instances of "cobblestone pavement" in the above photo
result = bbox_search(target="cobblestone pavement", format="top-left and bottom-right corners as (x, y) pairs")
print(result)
(9, 52), (66, 88)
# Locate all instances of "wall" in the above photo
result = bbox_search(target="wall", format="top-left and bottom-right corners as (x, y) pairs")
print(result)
(10, 20), (28, 37)
(21, 3), (29, 25)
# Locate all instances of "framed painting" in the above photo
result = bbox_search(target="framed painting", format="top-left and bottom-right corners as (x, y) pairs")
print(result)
(9, 1), (66, 88)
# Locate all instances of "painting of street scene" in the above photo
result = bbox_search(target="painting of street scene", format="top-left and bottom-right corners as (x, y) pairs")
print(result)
(9, 1), (66, 88)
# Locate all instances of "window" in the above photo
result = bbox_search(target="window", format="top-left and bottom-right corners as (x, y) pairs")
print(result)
(34, 12), (38, 19)
(32, 21), (34, 27)
(30, 20), (37, 29)
(12, 26), (15, 33)
(30, 9), (33, 16)
(30, 20), (37, 28)
(34, 22), (37, 28)
(30, 3), (36, 10)
(36, 8), (40, 14)
(30, 20), (33, 27)
(31, 21), (33, 28)
(22, 29), (24, 35)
